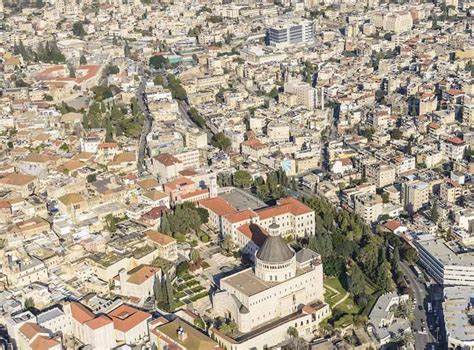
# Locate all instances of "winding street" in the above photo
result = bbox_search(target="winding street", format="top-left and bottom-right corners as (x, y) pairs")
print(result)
(136, 68), (153, 175)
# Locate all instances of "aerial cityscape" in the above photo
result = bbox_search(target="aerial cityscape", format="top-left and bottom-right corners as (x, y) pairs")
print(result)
(0, 0), (472, 349)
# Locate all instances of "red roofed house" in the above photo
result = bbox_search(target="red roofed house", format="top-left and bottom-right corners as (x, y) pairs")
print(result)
(442, 137), (466, 161)
(383, 220), (407, 236)
(152, 153), (183, 182)
(64, 301), (116, 349)
(241, 138), (269, 160)
(17, 322), (62, 350)
(107, 304), (152, 345)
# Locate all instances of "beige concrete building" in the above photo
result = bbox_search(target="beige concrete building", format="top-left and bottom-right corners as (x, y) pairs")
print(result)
(440, 180), (462, 204)
(402, 180), (429, 213)
(354, 193), (383, 222)
(365, 163), (396, 188)
(383, 11), (413, 34)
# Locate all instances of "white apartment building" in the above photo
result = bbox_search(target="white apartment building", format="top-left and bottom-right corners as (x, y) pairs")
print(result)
(442, 137), (467, 161)
(383, 11), (413, 33)
(267, 19), (315, 47)
(415, 235), (474, 287)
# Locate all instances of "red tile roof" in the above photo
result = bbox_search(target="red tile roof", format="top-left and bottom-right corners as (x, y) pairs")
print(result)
(223, 209), (258, 224)
(108, 304), (151, 333)
(85, 314), (113, 330)
(198, 197), (236, 216)
(154, 153), (181, 166)
(256, 197), (312, 220)
(70, 301), (95, 324)
(446, 137), (464, 145)
(237, 223), (268, 247)
(384, 220), (401, 232)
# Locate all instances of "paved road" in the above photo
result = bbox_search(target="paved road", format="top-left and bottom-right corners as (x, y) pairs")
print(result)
(136, 68), (153, 175)
(177, 101), (213, 141)
(400, 262), (429, 350)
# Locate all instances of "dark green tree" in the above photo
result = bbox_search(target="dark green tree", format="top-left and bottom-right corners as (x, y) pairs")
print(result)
(233, 170), (252, 188)
(72, 21), (86, 38)
(160, 213), (172, 235)
(430, 201), (439, 223)
(211, 132), (231, 151)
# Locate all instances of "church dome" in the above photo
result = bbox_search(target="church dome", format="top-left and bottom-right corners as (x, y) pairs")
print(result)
(256, 222), (295, 263)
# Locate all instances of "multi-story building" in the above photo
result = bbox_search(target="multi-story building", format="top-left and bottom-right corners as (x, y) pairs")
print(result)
(365, 163), (396, 188)
(415, 235), (474, 287)
(383, 11), (413, 33)
(267, 19), (315, 47)
(213, 222), (329, 350)
(442, 137), (467, 161)
(354, 193), (383, 223)
(440, 180), (462, 204)
(402, 180), (429, 213)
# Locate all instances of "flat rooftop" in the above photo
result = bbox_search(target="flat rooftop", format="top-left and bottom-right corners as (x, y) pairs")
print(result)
(416, 235), (474, 267)
(220, 190), (267, 211)
(221, 266), (308, 297)
(444, 286), (474, 343)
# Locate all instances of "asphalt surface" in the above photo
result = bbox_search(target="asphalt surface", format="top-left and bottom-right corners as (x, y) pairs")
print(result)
(399, 262), (446, 350)
(136, 68), (153, 175)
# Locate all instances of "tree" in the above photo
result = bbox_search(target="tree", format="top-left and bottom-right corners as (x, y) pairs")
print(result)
(149, 55), (168, 69)
(167, 74), (187, 101)
(188, 107), (206, 128)
(105, 214), (117, 233)
(196, 208), (209, 224)
(105, 64), (120, 75)
(211, 132), (231, 151)
(153, 275), (164, 305)
(382, 192), (390, 203)
(287, 326), (298, 339)
(430, 201), (439, 224)
(86, 174), (96, 183)
(24, 297), (35, 309)
(105, 117), (114, 142)
(267, 87), (279, 100)
(160, 213), (172, 235)
(233, 170), (252, 188)
(190, 249), (200, 263)
(153, 75), (164, 86)
(80, 55), (87, 65)
(347, 264), (366, 296)
(217, 172), (232, 187)
(72, 21), (86, 38)
(176, 261), (189, 277)
(163, 272), (174, 310)
(124, 40), (131, 58)
(220, 320), (237, 335)
(377, 261), (395, 292)
(392, 245), (400, 270)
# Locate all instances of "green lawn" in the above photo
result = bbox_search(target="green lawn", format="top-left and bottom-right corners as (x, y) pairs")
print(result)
(324, 276), (359, 314)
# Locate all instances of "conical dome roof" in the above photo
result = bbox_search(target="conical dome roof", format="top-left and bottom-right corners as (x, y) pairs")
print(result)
(256, 222), (294, 263)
